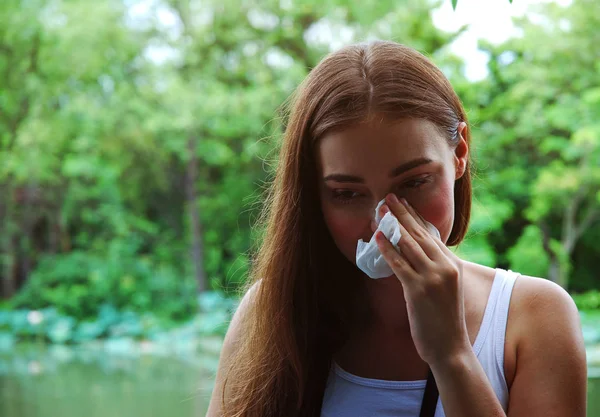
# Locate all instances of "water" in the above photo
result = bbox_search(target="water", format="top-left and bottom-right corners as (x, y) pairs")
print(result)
(591, 373), (600, 416)
(0, 344), (215, 417)
(1, 345), (599, 416)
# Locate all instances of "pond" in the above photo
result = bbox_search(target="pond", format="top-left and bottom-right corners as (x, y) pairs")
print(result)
(0, 342), (217, 417)
(1, 344), (599, 417)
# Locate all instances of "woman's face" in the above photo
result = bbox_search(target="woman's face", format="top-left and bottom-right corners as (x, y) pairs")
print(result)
(317, 118), (468, 272)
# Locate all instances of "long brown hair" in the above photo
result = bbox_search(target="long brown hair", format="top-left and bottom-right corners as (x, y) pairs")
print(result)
(222, 40), (473, 416)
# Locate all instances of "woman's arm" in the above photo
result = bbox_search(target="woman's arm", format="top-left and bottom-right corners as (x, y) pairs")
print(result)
(430, 275), (587, 417)
(375, 195), (587, 416)
(505, 275), (587, 416)
(205, 282), (260, 417)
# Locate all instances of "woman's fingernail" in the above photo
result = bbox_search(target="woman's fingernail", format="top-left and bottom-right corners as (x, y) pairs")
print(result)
(401, 198), (409, 207)
(388, 194), (399, 204)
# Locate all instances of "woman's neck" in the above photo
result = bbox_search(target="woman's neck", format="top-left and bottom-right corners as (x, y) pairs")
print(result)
(364, 275), (411, 336)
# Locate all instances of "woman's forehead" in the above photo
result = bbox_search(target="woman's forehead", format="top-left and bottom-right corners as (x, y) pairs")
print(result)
(317, 118), (448, 177)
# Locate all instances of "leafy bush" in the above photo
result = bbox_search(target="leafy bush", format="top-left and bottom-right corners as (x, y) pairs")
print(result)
(0, 305), (168, 344)
(9, 247), (198, 322)
(572, 290), (600, 311)
(197, 291), (239, 336)
(0, 287), (238, 345)
(0, 293), (237, 345)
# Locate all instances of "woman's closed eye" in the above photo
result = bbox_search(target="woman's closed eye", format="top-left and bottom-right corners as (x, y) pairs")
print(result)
(404, 176), (432, 188)
(331, 190), (363, 203)
(330, 176), (432, 204)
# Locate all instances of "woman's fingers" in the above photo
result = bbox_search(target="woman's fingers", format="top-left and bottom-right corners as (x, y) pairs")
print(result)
(430, 234), (460, 261)
(376, 220), (430, 273)
(382, 195), (443, 261)
(375, 204), (429, 273)
(394, 198), (459, 262)
(375, 231), (415, 280)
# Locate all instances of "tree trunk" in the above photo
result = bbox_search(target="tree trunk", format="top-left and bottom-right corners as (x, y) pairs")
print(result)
(2, 241), (16, 299)
(557, 260), (569, 289)
(1, 184), (16, 298)
(20, 184), (35, 283)
(186, 135), (207, 293)
(172, 1), (208, 293)
(547, 257), (559, 284)
(548, 256), (570, 289)
(540, 188), (599, 289)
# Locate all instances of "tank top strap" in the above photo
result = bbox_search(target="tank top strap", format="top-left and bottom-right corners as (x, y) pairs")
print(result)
(472, 268), (504, 356)
(494, 269), (520, 369)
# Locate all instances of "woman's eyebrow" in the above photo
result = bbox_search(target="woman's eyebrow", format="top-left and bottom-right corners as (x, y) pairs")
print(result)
(323, 157), (434, 183)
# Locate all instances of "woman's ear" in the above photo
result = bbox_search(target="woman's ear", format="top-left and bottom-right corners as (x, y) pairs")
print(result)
(454, 122), (469, 180)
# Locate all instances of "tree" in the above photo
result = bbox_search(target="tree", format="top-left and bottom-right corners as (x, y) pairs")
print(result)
(451, 0), (513, 10)
(464, 0), (600, 288)
(149, 0), (466, 292)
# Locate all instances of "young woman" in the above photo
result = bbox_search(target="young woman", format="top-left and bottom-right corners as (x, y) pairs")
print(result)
(205, 41), (587, 417)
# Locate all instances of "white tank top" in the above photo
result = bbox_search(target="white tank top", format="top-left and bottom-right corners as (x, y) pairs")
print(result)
(321, 267), (520, 417)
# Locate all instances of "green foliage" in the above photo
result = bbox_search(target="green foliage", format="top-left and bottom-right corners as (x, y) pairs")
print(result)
(452, 0), (512, 10)
(506, 225), (550, 278)
(0, 305), (156, 344)
(0, 289), (236, 344)
(10, 244), (197, 322)
(197, 291), (239, 335)
(573, 290), (600, 311)
(0, 0), (598, 346)
(456, 0), (600, 287)
(1, 0), (471, 309)
(454, 235), (497, 267)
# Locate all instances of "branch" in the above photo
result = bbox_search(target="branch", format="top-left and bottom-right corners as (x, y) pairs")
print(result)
(561, 187), (586, 254)
(170, 0), (192, 34)
(275, 13), (317, 69)
(0, 43), (13, 56)
(0, 43), (14, 127)
(575, 206), (599, 242)
(539, 220), (553, 256)
(5, 32), (41, 151)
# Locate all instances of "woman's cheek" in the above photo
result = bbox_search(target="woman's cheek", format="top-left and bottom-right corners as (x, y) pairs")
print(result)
(413, 181), (455, 242)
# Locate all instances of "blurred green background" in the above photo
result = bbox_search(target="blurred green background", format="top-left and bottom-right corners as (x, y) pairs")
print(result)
(0, 0), (599, 415)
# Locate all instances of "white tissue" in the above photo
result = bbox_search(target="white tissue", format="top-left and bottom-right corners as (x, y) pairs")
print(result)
(356, 199), (441, 279)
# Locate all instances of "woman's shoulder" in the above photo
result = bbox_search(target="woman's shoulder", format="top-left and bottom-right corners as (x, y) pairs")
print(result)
(509, 272), (579, 329)
(465, 261), (575, 318)
(512, 271), (582, 352)
(503, 272), (587, 413)
(235, 280), (262, 314)
(491, 267), (580, 353)
(226, 280), (262, 340)
(205, 280), (262, 416)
